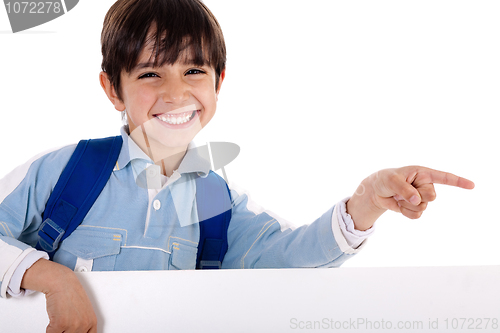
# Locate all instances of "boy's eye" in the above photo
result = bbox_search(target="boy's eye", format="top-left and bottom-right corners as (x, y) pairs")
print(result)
(139, 72), (159, 79)
(185, 68), (205, 75)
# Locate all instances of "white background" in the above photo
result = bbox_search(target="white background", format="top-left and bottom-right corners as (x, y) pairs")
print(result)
(0, 0), (498, 268)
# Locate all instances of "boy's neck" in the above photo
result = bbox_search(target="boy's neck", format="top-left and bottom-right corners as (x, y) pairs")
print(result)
(128, 125), (188, 177)
(155, 145), (187, 177)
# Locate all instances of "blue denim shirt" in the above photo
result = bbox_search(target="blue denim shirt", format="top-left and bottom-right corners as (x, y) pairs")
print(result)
(0, 128), (358, 297)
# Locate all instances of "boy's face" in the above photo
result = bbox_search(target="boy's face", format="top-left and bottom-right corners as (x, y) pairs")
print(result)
(101, 38), (224, 153)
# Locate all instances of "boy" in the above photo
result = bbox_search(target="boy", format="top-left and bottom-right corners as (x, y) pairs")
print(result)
(0, 0), (474, 332)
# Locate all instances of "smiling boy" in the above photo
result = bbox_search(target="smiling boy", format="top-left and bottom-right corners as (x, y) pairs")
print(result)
(0, 0), (474, 332)
(99, 28), (223, 175)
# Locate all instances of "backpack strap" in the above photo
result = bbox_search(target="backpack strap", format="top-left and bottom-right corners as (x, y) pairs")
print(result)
(195, 171), (232, 269)
(36, 136), (123, 258)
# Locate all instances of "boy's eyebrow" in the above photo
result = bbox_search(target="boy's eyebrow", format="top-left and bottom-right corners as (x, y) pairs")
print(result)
(132, 60), (204, 69)
(131, 62), (156, 73)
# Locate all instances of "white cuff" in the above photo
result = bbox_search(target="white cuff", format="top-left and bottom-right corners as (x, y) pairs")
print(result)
(331, 197), (375, 254)
(0, 244), (37, 298)
(7, 250), (49, 298)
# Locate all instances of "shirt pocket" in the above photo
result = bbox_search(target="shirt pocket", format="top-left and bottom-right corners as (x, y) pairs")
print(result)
(54, 227), (123, 271)
(169, 238), (198, 270)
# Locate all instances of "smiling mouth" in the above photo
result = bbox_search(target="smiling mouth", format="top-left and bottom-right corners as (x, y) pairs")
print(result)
(155, 110), (198, 125)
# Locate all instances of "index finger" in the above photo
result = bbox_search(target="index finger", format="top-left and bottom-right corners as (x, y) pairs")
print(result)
(424, 168), (475, 190)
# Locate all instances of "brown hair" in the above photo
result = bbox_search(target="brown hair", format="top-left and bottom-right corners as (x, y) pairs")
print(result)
(101, 0), (226, 101)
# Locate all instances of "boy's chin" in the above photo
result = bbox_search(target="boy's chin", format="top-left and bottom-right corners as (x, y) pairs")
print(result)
(129, 117), (202, 158)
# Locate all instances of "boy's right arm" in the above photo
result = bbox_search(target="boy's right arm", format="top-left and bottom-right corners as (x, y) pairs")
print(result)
(0, 145), (74, 297)
(0, 145), (97, 332)
(21, 258), (97, 333)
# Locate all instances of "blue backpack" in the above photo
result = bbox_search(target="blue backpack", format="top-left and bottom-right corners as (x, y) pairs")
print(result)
(36, 136), (232, 270)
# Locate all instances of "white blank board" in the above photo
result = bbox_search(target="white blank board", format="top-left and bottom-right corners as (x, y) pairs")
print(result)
(2, 266), (499, 332)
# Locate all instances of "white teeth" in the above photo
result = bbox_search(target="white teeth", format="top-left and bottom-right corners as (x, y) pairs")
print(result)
(157, 111), (196, 125)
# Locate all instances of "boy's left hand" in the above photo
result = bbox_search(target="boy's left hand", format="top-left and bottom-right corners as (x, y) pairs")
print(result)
(346, 166), (475, 231)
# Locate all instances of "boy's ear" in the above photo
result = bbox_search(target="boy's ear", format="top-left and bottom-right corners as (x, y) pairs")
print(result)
(99, 71), (126, 112)
(215, 69), (226, 100)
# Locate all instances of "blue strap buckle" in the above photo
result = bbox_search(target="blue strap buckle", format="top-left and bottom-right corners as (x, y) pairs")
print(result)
(199, 260), (222, 269)
(37, 218), (65, 253)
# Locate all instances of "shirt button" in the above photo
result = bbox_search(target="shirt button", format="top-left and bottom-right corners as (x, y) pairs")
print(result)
(153, 200), (161, 210)
(147, 167), (158, 177)
(76, 266), (88, 272)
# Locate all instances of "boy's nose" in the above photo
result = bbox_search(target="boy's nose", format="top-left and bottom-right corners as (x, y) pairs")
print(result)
(160, 77), (190, 103)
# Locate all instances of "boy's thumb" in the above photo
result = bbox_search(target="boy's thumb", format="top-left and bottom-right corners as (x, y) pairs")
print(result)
(409, 193), (421, 206)
(396, 182), (421, 206)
